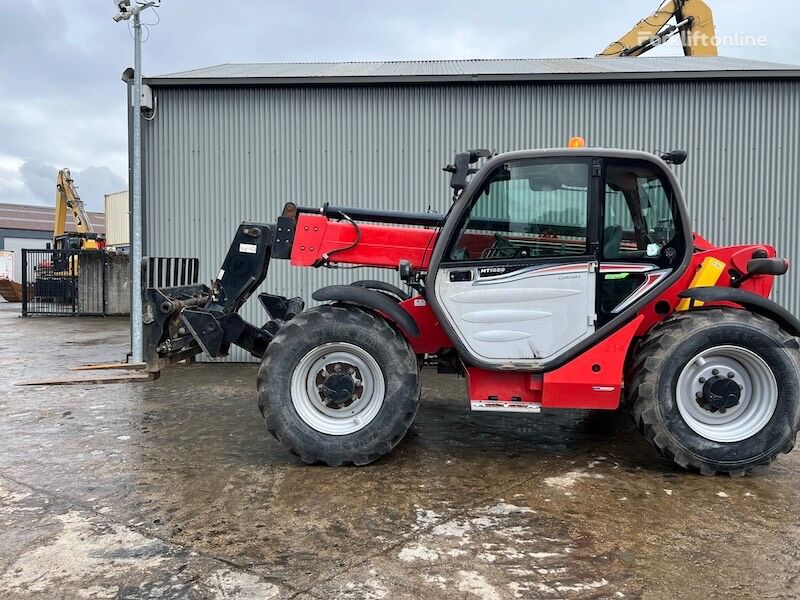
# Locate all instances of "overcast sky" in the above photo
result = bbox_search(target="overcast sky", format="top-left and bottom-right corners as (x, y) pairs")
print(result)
(1, 0), (797, 211)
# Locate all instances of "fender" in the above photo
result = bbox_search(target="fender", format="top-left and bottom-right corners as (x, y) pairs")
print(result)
(679, 287), (800, 336)
(312, 285), (420, 337)
(350, 280), (411, 301)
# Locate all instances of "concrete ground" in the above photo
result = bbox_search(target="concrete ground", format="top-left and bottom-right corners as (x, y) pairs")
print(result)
(0, 303), (798, 599)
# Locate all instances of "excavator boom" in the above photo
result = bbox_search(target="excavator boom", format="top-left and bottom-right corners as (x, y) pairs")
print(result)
(55, 168), (94, 237)
(53, 168), (103, 253)
(598, 0), (717, 58)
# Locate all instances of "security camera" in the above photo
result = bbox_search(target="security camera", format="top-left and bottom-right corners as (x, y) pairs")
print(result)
(112, 0), (131, 21)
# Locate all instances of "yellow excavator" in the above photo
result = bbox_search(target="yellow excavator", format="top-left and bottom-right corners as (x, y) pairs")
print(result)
(598, 0), (717, 58)
(35, 169), (106, 296)
(53, 168), (104, 251)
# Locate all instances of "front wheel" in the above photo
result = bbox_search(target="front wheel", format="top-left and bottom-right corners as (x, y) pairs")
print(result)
(257, 305), (420, 466)
(628, 309), (800, 475)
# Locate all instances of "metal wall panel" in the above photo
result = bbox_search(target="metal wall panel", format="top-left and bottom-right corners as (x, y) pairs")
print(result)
(104, 190), (129, 248)
(142, 80), (800, 361)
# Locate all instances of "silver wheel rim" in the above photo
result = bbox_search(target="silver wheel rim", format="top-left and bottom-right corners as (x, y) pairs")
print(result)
(676, 345), (778, 443)
(290, 342), (385, 436)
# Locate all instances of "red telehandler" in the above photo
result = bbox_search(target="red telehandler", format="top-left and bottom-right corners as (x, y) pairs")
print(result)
(143, 145), (800, 475)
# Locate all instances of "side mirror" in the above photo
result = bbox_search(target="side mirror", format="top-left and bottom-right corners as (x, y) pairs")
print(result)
(443, 152), (472, 193)
(661, 150), (688, 165)
(443, 149), (493, 197)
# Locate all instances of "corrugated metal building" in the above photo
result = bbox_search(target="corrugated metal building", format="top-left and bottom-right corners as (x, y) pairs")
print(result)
(0, 203), (105, 287)
(104, 190), (129, 249)
(140, 56), (800, 361)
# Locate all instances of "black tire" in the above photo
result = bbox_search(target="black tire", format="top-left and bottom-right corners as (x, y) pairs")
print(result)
(627, 308), (800, 476)
(257, 304), (419, 466)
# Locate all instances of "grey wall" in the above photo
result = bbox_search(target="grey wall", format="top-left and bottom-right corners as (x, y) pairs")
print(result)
(142, 79), (800, 361)
(78, 252), (131, 315)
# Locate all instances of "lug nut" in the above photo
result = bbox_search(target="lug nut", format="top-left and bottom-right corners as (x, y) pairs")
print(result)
(727, 372), (735, 379)
(712, 369), (719, 376)
(719, 409), (727, 414)
(696, 391), (703, 399)
(699, 377), (706, 384)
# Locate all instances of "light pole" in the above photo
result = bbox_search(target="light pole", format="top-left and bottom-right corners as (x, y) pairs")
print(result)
(113, 0), (160, 363)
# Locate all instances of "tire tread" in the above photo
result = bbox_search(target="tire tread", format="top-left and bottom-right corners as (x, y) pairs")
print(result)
(257, 304), (419, 466)
(627, 308), (800, 476)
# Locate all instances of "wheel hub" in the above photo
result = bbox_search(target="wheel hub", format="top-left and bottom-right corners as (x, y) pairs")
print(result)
(291, 343), (385, 436)
(318, 363), (361, 410)
(676, 345), (778, 443)
(698, 376), (741, 413)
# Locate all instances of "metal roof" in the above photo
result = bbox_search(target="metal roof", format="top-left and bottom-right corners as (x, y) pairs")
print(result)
(0, 203), (105, 235)
(148, 57), (800, 86)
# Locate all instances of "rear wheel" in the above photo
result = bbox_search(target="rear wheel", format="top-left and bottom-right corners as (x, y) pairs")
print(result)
(257, 305), (419, 465)
(628, 309), (800, 475)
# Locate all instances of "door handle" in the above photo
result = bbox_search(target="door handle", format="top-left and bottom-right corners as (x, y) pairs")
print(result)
(449, 270), (473, 282)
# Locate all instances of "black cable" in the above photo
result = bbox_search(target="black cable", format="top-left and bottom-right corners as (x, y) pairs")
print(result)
(314, 212), (361, 268)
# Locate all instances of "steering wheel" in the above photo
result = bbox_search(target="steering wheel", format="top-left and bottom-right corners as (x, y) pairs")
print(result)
(491, 233), (523, 258)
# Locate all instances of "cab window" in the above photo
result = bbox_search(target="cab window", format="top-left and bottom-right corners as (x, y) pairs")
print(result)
(449, 160), (590, 261)
(603, 164), (677, 260)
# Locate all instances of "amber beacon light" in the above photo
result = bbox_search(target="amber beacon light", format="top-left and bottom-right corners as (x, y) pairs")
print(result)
(568, 136), (586, 148)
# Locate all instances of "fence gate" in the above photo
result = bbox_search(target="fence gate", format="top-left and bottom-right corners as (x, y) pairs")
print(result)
(21, 249), (106, 316)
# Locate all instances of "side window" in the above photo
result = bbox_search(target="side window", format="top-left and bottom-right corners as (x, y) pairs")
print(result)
(604, 164), (677, 260)
(449, 161), (590, 261)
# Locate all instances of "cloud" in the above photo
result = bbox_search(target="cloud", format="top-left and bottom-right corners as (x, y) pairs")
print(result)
(18, 160), (58, 205)
(70, 166), (127, 212)
(0, 160), (125, 212)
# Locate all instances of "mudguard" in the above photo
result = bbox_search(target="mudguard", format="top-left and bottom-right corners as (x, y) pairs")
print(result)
(350, 280), (411, 301)
(312, 285), (420, 337)
(679, 287), (800, 336)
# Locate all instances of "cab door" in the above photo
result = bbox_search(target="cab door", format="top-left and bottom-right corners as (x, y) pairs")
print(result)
(432, 158), (598, 368)
(598, 159), (685, 325)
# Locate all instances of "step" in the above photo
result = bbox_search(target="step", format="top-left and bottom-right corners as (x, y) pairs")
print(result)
(470, 399), (542, 414)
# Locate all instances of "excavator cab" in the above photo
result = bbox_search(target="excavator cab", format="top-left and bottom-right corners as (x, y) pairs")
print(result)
(54, 233), (104, 252)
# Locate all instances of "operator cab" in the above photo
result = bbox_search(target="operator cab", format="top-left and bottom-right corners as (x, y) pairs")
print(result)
(428, 146), (691, 370)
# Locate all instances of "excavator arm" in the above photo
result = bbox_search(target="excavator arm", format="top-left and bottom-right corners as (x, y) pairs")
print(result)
(598, 0), (717, 58)
(53, 168), (103, 252)
(55, 168), (94, 237)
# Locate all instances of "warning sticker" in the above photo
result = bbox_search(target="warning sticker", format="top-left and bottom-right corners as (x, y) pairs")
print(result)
(239, 243), (257, 254)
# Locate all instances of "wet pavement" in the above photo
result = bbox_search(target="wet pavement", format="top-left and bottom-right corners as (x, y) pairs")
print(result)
(0, 302), (798, 599)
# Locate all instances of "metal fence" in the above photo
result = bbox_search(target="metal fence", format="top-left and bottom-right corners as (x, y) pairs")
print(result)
(20, 251), (198, 317)
(22, 249), (105, 317)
